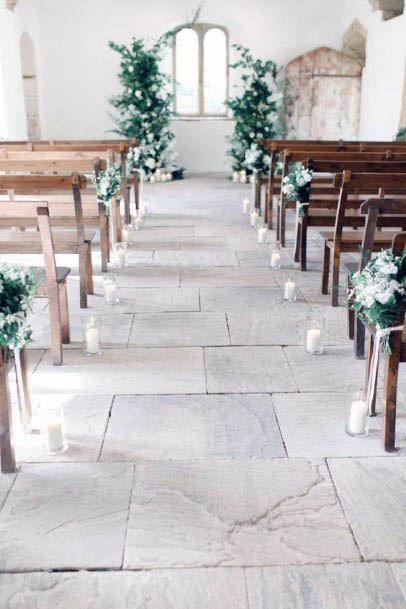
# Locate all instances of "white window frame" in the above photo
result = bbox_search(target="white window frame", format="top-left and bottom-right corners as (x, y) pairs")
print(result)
(172, 23), (229, 118)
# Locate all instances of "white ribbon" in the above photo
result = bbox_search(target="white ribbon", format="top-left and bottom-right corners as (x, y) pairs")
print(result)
(366, 325), (404, 415)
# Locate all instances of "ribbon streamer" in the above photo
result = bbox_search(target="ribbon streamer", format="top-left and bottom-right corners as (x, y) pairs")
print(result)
(366, 325), (404, 415)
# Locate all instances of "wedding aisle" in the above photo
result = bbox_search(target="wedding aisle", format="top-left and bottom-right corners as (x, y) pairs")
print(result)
(0, 175), (405, 608)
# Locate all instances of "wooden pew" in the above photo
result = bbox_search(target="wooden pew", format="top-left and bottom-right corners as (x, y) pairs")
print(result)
(320, 172), (406, 307)
(0, 200), (72, 365)
(0, 157), (113, 272)
(295, 157), (406, 270)
(0, 173), (93, 308)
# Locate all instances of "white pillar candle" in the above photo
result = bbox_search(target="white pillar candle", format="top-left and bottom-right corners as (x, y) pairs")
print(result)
(133, 216), (143, 231)
(306, 328), (321, 354)
(149, 175), (156, 184)
(240, 170), (247, 183)
(243, 198), (251, 214)
(270, 252), (281, 268)
(142, 202), (149, 215)
(161, 173), (167, 182)
(233, 171), (239, 183)
(117, 247), (127, 268)
(284, 280), (296, 301)
(250, 210), (259, 227)
(166, 172), (172, 181)
(250, 174), (255, 184)
(45, 417), (64, 452)
(348, 399), (368, 434)
(104, 279), (118, 305)
(155, 168), (162, 182)
(86, 326), (100, 355)
(257, 225), (268, 243)
(122, 227), (130, 243)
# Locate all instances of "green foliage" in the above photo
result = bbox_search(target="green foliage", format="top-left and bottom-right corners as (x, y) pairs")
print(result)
(108, 35), (175, 176)
(396, 127), (406, 141)
(226, 44), (284, 174)
(0, 265), (37, 349)
(94, 165), (122, 214)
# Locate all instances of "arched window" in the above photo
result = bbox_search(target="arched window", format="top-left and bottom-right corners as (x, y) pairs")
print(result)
(173, 24), (229, 117)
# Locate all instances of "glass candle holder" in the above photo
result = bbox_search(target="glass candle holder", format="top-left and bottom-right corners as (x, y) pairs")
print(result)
(122, 224), (134, 245)
(82, 316), (101, 356)
(305, 321), (324, 355)
(132, 214), (143, 232)
(250, 210), (259, 228)
(257, 224), (268, 244)
(242, 198), (251, 215)
(270, 243), (282, 269)
(346, 388), (369, 436)
(166, 172), (172, 181)
(42, 405), (68, 454)
(142, 198), (150, 215)
(233, 171), (239, 183)
(283, 278), (296, 302)
(115, 243), (128, 268)
(103, 274), (119, 305)
(240, 169), (247, 183)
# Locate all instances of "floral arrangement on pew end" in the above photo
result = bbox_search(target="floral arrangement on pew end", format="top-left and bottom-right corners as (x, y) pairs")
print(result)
(0, 265), (37, 351)
(281, 164), (313, 216)
(94, 165), (122, 215)
(226, 44), (284, 176)
(349, 249), (406, 353)
(109, 31), (183, 181)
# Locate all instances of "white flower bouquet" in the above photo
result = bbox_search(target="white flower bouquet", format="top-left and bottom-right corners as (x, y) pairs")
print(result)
(126, 146), (141, 174)
(0, 265), (37, 350)
(349, 248), (406, 353)
(282, 164), (313, 216)
(244, 143), (271, 173)
(94, 165), (122, 214)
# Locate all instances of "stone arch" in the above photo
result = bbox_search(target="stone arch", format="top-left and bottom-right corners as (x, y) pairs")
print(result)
(20, 32), (41, 139)
(342, 19), (367, 66)
(284, 47), (363, 140)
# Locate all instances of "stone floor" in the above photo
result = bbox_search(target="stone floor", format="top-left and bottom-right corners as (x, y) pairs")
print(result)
(1, 174), (406, 608)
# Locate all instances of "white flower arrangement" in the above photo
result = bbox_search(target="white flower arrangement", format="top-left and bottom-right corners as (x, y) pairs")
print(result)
(244, 143), (272, 173)
(0, 265), (37, 350)
(94, 165), (122, 214)
(282, 164), (313, 216)
(126, 146), (141, 174)
(349, 248), (406, 352)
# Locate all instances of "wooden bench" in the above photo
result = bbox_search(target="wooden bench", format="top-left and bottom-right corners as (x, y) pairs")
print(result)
(295, 157), (406, 271)
(0, 173), (93, 308)
(0, 200), (72, 365)
(320, 172), (406, 307)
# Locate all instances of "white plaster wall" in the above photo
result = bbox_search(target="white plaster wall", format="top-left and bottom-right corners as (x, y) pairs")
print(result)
(0, 0), (27, 138)
(13, 0), (357, 170)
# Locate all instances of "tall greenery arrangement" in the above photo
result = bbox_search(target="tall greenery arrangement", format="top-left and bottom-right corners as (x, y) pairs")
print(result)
(108, 33), (175, 178)
(226, 44), (283, 175)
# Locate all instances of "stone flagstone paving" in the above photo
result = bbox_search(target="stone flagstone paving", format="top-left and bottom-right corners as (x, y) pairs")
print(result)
(0, 175), (405, 607)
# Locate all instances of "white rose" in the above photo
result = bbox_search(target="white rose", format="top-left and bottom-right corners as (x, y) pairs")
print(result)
(145, 157), (156, 170)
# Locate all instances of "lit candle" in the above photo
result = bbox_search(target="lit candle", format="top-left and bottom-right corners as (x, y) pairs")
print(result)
(257, 225), (268, 244)
(284, 279), (296, 301)
(250, 210), (259, 227)
(149, 175), (156, 184)
(166, 172), (172, 181)
(233, 171), (239, 183)
(306, 328), (321, 354)
(243, 198), (251, 215)
(86, 325), (100, 355)
(240, 170), (247, 183)
(250, 174), (255, 184)
(117, 247), (127, 268)
(155, 168), (162, 182)
(348, 399), (368, 434)
(122, 227), (131, 243)
(161, 173), (167, 182)
(133, 215), (143, 231)
(270, 252), (281, 268)
(103, 279), (119, 305)
(45, 416), (64, 452)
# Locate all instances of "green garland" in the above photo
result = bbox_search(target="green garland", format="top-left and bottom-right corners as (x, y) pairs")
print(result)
(0, 265), (36, 350)
(226, 44), (284, 174)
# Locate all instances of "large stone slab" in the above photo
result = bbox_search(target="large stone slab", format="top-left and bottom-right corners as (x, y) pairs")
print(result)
(115, 266), (181, 288)
(0, 472), (16, 510)
(0, 463), (134, 571)
(245, 563), (406, 609)
(284, 346), (366, 392)
(16, 394), (112, 463)
(200, 287), (308, 311)
(392, 563), (406, 602)
(181, 267), (278, 287)
(129, 312), (229, 347)
(329, 457), (406, 560)
(228, 307), (349, 346)
(124, 459), (358, 568)
(205, 346), (297, 393)
(28, 314), (133, 350)
(31, 348), (206, 395)
(180, 236), (227, 249)
(152, 250), (239, 267)
(273, 392), (395, 458)
(0, 569), (249, 609)
(101, 394), (285, 461)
